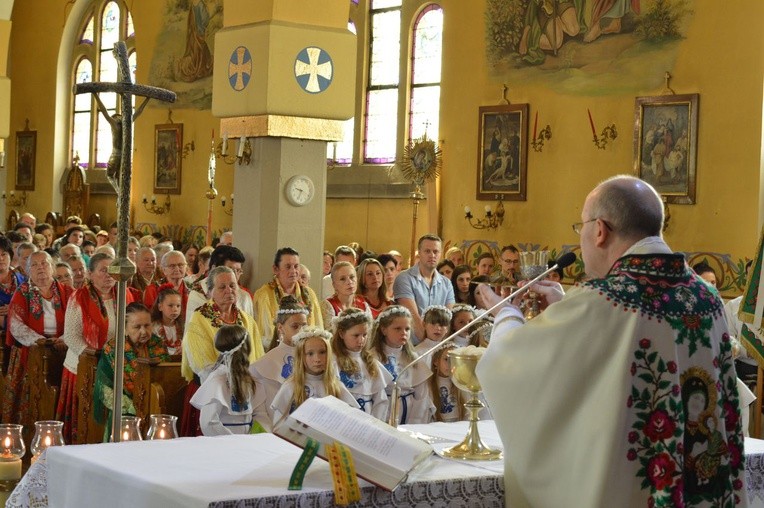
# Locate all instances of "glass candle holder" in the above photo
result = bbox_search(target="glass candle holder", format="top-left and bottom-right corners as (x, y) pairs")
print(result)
(0, 424), (25, 480)
(110, 416), (143, 442)
(145, 414), (178, 440)
(31, 421), (65, 462)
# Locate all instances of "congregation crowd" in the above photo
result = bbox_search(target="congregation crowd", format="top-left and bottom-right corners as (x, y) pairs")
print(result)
(0, 212), (529, 441)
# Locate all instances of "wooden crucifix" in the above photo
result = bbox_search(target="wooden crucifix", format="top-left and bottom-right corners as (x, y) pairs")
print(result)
(74, 41), (176, 443)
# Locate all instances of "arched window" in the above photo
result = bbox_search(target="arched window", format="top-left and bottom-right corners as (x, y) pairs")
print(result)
(363, 0), (402, 164)
(408, 5), (442, 144)
(71, 0), (135, 170)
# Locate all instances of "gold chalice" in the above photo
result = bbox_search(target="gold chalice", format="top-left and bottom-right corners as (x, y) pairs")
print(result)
(442, 349), (502, 460)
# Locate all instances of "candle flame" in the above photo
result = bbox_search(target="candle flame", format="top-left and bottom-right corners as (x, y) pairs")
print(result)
(3, 437), (10, 449)
(158, 428), (166, 439)
(44, 435), (52, 447)
(123, 430), (130, 441)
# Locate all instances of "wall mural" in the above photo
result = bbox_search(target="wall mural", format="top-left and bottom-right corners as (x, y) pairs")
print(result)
(485, 0), (695, 94)
(451, 240), (749, 298)
(148, 0), (224, 109)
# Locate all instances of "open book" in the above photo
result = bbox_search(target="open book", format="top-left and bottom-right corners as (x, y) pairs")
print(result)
(273, 396), (433, 491)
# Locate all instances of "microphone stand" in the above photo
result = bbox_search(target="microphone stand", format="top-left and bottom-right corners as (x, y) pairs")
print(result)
(387, 260), (568, 427)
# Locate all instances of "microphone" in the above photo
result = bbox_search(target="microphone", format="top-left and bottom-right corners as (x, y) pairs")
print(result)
(387, 252), (577, 427)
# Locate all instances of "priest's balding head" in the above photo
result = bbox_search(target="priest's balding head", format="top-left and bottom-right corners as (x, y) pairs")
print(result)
(579, 175), (664, 279)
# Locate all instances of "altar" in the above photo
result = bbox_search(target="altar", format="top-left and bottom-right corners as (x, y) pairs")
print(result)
(7, 421), (764, 507)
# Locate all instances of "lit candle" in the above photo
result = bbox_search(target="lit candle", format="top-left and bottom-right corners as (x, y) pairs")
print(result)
(587, 109), (597, 139)
(44, 435), (51, 447)
(122, 430), (130, 441)
(237, 136), (246, 158)
(0, 438), (20, 480)
(221, 134), (228, 156)
(533, 111), (538, 140)
(158, 428), (166, 439)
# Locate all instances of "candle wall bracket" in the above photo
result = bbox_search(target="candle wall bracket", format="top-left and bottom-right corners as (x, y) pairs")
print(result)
(142, 192), (171, 215)
(531, 125), (552, 152)
(181, 140), (195, 159)
(593, 124), (617, 149)
(1, 190), (27, 208)
(465, 196), (505, 230)
(216, 138), (252, 166)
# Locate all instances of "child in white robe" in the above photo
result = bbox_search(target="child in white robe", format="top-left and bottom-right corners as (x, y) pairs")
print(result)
(271, 327), (359, 425)
(331, 308), (392, 420)
(430, 345), (464, 422)
(414, 305), (452, 368)
(370, 306), (434, 425)
(250, 295), (309, 422)
(450, 304), (491, 347)
(191, 324), (271, 435)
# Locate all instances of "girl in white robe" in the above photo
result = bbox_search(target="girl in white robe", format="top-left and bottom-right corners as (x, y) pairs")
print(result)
(429, 345), (465, 422)
(413, 305), (452, 368)
(190, 324), (271, 435)
(250, 295), (309, 422)
(331, 308), (392, 420)
(271, 327), (358, 425)
(370, 306), (434, 425)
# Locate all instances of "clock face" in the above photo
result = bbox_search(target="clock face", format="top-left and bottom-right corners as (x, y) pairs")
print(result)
(286, 175), (315, 206)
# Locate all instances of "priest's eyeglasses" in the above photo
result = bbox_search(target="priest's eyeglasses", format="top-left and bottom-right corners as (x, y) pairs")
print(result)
(572, 218), (613, 235)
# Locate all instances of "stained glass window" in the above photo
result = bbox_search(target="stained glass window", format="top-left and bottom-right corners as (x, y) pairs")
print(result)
(364, 2), (401, 164)
(70, 0), (135, 170)
(409, 5), (443, 143)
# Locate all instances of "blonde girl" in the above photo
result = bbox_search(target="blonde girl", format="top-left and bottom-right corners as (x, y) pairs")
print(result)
(150, 287), (184, 355)
(271, 326), (358, 424)
(369, 306), (434, 424)
(250, 295), (309, 421)
(331, 308), (392, 420)
(191, 325), (271, 435)
(429, 345), (465, 422)
(321, 261), (370, 326)
(414, 305), (452, 367)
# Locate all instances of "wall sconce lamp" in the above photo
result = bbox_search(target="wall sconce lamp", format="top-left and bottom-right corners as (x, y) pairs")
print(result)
(587, 109), (617, 149)
(142, 192), (171, 215)
(530, 112), (552, 152)
(182, 141), (195, 159)
(216, 136), (252, 166)
(2, 190), (27, 208)
(465, 196), (504, 230)
(221, 194), (234, 216)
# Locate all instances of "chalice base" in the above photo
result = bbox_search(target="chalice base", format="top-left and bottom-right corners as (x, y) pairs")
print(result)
(441, 397), (502, 461)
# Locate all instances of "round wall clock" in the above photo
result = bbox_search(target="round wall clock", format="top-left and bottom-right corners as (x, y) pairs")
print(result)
(285, 175), (315, 206)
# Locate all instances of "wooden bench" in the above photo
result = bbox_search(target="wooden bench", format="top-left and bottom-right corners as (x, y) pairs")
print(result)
(27, 340), (66, 423)
(75, 348), (104, 445)
(133, 355), (187, 434)
(75, 351), (186, 443)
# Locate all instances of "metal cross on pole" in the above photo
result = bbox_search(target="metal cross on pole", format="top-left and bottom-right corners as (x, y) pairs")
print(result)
(74, 41), (176, 442)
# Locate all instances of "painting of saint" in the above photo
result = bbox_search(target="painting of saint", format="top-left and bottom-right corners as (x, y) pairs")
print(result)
(477, 105), (528, 201)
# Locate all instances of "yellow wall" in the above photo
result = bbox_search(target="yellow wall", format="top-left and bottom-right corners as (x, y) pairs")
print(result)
(4, 0), (764, 293)
(326, 0), (764, 294)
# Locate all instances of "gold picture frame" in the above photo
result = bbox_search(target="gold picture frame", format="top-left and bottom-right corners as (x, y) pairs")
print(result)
(476, 104), (528, 201)
(633, 93), (699, 204)
(154, 123), (183, 194)
(15, 130), (36, 191)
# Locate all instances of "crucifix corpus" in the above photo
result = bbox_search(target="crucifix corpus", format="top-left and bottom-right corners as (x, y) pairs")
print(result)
(74, 41), (176, 443)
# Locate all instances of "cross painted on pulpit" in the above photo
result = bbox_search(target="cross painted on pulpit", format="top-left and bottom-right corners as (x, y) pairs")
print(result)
(294, 46), (333, 94)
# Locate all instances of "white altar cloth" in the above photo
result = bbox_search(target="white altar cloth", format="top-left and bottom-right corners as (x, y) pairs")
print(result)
(8, 421), (764, 508)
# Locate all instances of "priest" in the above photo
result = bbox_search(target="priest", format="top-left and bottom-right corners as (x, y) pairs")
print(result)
(476, 175), (747, 507)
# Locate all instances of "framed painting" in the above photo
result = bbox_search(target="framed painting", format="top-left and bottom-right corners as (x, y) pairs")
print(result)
(15, 130), (36, 191)
(476, 104), (528, 201)
(154, 123), (183, 194)
(633, 93), (699, 204)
